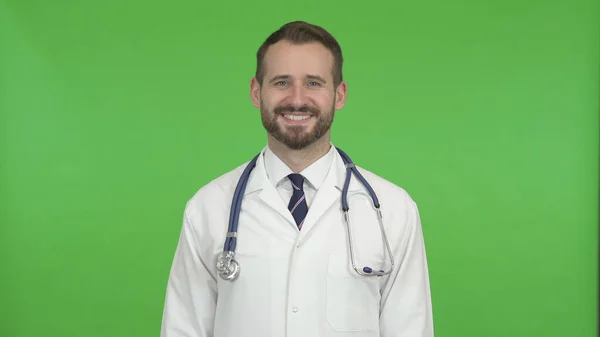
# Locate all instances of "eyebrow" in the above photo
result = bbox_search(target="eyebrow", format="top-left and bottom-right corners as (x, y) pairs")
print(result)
(307, 74), (327, 83)
(269, 74), (327, 84)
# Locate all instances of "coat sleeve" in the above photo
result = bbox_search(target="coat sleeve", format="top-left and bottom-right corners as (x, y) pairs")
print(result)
(379, 197), (435, 337)
(160, 207), (218, 337)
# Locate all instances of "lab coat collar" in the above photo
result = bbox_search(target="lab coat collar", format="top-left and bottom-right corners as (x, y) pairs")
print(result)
(243, 142), (361, 196)
(242, 142), (363, 234)
(262, 142), (336, 192)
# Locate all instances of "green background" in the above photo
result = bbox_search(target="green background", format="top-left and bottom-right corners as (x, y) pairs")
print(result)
(1, 0), (598, 336)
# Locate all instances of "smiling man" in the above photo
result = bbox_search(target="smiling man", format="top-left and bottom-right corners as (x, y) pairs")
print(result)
(160, 21), (434, 337)
(253, 37), (343, 165)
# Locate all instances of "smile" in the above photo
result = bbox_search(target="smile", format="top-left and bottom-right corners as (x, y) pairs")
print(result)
(283, 114), (311, 121)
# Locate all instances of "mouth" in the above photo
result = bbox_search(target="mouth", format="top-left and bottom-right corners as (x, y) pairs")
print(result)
(279, 113), (313, 125)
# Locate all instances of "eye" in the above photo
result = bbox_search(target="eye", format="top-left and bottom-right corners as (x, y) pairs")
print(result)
(308, 81), (321, 86)
(275, 81), (289, 86)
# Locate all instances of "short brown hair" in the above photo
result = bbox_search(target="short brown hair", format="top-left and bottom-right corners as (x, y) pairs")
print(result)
(255, 21), (344, 87)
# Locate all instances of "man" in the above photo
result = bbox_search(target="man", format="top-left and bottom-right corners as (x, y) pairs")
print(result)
(160, 21), (434, 337)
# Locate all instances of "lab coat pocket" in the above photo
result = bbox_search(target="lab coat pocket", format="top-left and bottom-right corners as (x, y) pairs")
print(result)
(325, 254), (381, 332)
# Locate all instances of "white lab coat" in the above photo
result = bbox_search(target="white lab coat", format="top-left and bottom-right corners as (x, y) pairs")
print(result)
(160, 144), (434, 337)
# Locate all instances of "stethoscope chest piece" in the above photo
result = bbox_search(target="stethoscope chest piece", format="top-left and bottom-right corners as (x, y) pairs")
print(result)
(216, 251), (240, 281)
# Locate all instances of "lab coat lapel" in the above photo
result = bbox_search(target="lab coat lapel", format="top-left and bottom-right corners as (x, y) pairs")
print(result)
(297, 149), (362, 240)
(242, 146), (365, 234)
(243, 149), (298, 229)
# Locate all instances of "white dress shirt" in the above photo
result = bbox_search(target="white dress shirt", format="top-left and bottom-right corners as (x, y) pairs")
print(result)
(263, 143), (336, 208)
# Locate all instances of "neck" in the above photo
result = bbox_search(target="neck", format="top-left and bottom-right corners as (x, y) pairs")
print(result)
(267, 135), (332, 173)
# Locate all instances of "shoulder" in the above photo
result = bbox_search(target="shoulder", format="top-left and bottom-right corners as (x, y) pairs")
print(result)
(183, 160), (249, 219)
(353, 164), (419, 212)
(352, 165), (423, 244)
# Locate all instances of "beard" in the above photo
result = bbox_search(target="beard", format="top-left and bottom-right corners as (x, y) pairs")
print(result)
(260, 99), (336, 150)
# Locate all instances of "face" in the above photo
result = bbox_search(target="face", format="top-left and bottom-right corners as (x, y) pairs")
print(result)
(251, 40), (347, 150)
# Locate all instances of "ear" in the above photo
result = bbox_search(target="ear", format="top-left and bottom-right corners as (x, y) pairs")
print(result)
(250, 77), (261, 108)
(334, 81), (348, 110)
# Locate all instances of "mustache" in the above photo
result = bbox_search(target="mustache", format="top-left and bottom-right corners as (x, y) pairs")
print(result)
(274, 105), (320, 115)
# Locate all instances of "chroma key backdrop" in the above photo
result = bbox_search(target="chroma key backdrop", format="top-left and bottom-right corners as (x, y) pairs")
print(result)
(0, 0), (597, 336)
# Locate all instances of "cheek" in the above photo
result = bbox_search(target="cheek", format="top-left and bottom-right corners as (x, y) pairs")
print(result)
(287, 89), (331, 108)
(259, 96), (275, 110)
(262, 93), (284, 108)
(315, 94), (336, 109)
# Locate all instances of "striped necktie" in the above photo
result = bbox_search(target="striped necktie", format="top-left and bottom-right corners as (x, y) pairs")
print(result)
(287, 173), (309, 230)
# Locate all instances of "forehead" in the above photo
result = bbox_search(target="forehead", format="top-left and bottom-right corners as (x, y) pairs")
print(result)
(262, 41), (334, 80)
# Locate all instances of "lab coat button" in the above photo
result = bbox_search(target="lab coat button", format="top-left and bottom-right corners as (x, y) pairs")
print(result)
(292, 306), (299, 313)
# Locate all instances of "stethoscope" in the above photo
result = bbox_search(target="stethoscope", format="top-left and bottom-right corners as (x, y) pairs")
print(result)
(216, 147), (395, 281)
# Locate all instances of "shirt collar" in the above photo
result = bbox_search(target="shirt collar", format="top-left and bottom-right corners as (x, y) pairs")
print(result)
(263, 142), (336, 190)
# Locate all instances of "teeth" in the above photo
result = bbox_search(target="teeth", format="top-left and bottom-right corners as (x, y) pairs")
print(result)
(284, 114), (310, 121)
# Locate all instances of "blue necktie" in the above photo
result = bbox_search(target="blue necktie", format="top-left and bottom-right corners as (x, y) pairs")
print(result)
(287, 173), (308, 230)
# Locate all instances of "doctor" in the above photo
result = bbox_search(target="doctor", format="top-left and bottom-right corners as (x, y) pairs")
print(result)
(160, 21), (434, 337)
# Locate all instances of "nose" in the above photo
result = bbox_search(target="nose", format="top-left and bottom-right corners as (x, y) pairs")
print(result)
(288, 83), (308, 108)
